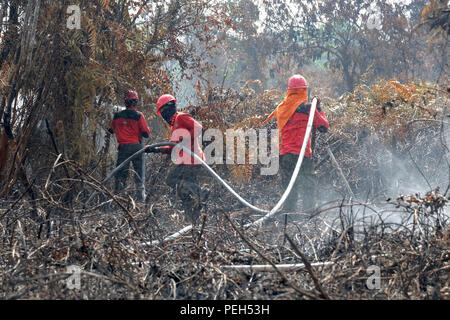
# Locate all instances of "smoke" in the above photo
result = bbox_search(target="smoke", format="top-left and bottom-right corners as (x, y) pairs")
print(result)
(311, 124), (449, 229)
(372, 135), (433, 197)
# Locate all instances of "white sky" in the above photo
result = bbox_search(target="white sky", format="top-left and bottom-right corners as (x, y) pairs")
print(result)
(253, 0), (414, 33)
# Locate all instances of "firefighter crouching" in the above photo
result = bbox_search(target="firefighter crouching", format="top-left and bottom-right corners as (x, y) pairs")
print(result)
(146, 94), (208, 224)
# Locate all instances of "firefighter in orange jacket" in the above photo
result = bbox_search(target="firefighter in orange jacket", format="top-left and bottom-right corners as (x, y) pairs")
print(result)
(146, 94), (208, 223)
(265, 75), (329, 213)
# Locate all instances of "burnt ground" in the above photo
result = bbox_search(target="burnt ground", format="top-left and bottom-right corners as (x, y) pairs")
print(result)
(0, 168), (448, 300)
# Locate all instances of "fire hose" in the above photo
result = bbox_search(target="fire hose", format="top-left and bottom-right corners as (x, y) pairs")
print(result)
(84, 98), (318, 243)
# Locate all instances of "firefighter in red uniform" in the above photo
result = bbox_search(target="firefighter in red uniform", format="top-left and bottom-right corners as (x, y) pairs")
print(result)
(109, 90), (151, 201)
(146, 94), (208, 223)
(265, 75), (329, 213)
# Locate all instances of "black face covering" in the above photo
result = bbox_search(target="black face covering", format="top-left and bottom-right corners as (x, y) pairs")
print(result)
(125, 99), (138, 108)
(161, 102), (177, 124)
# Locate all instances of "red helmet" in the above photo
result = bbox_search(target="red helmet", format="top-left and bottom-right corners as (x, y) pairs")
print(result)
(124, 90), (139, 101)
(287, 75), (308, 89)
(157, 94), (177, 114)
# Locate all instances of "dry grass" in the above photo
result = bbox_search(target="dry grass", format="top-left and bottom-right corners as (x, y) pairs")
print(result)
(0, 81), (448, 300)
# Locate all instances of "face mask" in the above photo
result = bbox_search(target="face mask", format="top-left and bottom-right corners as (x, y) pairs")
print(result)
(161, 103), (177, 124)
(125, 99), (138, 108)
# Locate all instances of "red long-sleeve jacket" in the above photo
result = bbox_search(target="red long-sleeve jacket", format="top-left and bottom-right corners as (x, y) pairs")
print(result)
(163, 113), (204, 165)
(110, 107), (151, 147)
(280, 104), (329, 157)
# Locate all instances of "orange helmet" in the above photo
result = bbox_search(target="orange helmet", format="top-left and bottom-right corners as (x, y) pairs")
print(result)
(157, 94), (177, 114)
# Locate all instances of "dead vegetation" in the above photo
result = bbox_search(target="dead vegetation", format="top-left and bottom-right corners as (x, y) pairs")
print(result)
(1, 81), (448, 300)
(0, 181), (448, 299)
(0, 0), (448, 301)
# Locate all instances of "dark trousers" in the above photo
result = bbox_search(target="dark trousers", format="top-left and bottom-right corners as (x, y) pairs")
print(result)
(280, 153), (316, 212)
(166, 165), (205, 223)
(114, 143), (144, 200)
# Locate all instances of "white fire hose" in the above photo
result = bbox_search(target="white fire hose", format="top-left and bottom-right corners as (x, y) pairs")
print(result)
(85, 99), (318, 244)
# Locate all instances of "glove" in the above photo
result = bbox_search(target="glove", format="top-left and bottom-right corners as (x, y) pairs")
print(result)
(317, 125), (328, 133)
(313, 96), (322, 112)
(145, 147), (162, 154)
(297, 101), (322, 114)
